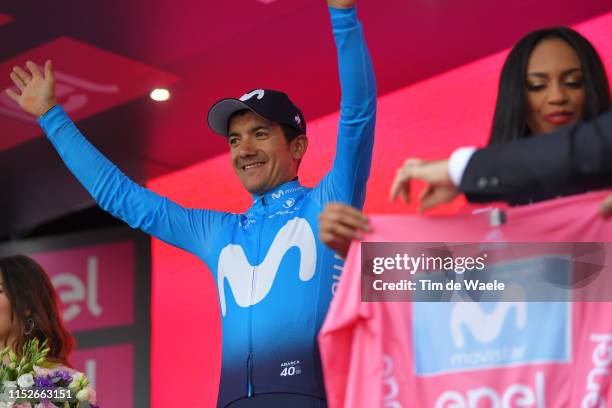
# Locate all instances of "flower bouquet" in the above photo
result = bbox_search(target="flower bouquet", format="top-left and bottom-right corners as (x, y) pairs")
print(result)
(0, 338), (98, 408)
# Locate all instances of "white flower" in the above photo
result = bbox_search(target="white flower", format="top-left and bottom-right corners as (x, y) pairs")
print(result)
(75, 387), (94, 402)
(0, 402), (14, 408)
(16, 374), (34, 388)
(2, 380), (17, 389)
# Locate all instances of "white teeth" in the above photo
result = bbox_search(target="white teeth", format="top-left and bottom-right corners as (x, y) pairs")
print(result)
(243, 162), (264, 170)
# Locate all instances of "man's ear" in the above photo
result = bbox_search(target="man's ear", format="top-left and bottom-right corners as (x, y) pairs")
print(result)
(292, 135), (308, 160)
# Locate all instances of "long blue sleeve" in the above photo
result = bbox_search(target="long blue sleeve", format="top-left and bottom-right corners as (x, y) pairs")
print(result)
(38, 105), (232, 257)
(313, 6), (377, 209)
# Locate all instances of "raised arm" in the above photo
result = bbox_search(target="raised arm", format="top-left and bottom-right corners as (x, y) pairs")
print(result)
(6, 61), (230, 256)
(387, 110), (612, 211)
(459, 110), (612, 203)
(314, 1), (377, 209)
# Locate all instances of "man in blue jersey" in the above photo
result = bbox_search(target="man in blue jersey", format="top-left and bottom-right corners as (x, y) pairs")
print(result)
(6, 1), (375, 406)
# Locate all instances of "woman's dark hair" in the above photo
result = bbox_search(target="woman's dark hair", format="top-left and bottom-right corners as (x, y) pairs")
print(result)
(0, 255), (75, 365)
(489, 27), (611, 145)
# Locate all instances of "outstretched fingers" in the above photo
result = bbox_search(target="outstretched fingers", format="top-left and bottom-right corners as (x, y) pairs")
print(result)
(44, 60), (54, 81)
(25, 60), (42, 79)
(389, 169), (408, 202)
(5, 88), (20, 102)
(10, 72), (26, 92)
(13, 65), (33, 85)
(389, 160), (419, 202)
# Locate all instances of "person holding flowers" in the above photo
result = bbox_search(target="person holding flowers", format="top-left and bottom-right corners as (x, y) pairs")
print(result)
(0, 255), (97, 408)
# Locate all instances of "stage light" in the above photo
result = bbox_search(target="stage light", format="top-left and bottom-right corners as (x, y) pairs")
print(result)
(150, 88), (170, 102)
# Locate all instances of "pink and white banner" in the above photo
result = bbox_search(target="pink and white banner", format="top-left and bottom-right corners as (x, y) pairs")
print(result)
(30, 241), (136, 332)
(72, 344), (134, 408)
(319, 191), (612, 408)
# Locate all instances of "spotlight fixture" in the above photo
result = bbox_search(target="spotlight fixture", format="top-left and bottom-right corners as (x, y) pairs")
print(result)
(150, 88), (170, 102)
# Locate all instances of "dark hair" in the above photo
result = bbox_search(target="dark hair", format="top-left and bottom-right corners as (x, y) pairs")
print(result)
(228, 109), (301, 144)
(489, 27), (611, 145)
(0, 255), (75, 365)
(279, 124), (301, 143)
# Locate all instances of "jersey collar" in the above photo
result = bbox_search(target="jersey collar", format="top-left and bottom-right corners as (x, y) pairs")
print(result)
(251, 178), (305, 209)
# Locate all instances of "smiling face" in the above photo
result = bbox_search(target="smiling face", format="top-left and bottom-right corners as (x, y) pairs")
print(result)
(228, 111), (307, 196)
(525, 37), (587, 135)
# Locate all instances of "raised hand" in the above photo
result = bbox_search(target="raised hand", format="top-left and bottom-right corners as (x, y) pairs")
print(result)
(6, 60), (57, 117)
(389, 158), (459, 212)
(319, 202), (370, 258)
(327, 0), (357, 9)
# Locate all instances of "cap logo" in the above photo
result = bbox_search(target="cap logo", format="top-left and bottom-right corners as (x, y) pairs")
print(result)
(294, 114), (301, 125)
(240, 89), (265, 102)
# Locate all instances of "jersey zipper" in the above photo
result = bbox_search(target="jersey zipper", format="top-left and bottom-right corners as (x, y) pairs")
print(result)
(247, 194), (267, 397)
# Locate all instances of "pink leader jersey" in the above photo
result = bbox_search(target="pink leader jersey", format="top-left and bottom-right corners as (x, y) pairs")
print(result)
(319, 191), (612, 408)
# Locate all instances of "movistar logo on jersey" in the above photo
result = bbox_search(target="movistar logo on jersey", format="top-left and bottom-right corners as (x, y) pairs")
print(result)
(451, 302), (527, 348)
(413, 301), (571, 376)
(271, 186), (303, 200)
(217, 217), (317, 316)
(412, 258), (572, 376)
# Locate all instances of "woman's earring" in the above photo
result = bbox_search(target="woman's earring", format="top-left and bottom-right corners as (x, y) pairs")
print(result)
(23, 318), (34, 336)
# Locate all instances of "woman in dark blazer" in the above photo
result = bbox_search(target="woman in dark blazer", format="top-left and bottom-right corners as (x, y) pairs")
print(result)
(320, 26), (612, 257)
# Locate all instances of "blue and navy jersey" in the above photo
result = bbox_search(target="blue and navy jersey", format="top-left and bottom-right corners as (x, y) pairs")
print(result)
(39, 6), (376, 407)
